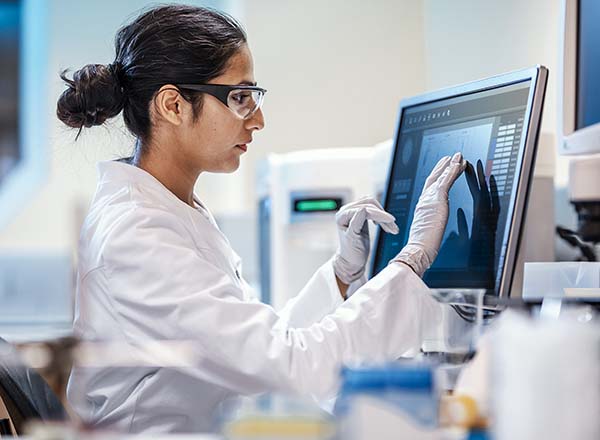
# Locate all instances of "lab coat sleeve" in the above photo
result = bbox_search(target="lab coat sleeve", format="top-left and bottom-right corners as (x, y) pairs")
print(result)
(102, 207), (445, 400)
(276, 259), (367, 329)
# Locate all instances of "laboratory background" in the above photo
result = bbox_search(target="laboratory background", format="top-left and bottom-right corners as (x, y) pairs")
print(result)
(0, 0), (598, 439)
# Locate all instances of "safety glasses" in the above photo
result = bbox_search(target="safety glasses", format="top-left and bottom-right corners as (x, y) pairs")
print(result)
(177, 84), (267, 120)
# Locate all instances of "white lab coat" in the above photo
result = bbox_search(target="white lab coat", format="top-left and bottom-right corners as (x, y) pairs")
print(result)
(68, 160), (448, 433)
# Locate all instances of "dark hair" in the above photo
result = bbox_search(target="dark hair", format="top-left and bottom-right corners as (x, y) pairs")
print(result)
(56, 4), (247, 143)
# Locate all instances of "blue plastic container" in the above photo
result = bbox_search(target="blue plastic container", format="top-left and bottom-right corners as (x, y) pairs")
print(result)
(335, 363), (438, 429)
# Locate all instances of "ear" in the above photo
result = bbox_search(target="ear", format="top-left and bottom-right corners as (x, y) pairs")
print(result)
(152, 85), (189, 126)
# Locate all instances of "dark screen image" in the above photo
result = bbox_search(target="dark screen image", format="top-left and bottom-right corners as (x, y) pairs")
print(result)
(577, 0), (600, 129)
(372, 81), (531, 295)
(0, 0), (21, 181)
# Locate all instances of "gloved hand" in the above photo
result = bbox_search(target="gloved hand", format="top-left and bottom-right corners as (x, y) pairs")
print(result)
(333, 197), (399, 284)
(392, 152), (466, 277)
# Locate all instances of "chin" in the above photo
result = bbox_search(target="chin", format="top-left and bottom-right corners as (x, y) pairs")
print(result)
(207, 155), (241, 174)
(220, 160), (241, 174)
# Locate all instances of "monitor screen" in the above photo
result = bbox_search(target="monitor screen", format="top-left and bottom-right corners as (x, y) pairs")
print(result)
(0, 1), (51, 229)
(576, 0), (600, 130)
(372, 80), (534, 295)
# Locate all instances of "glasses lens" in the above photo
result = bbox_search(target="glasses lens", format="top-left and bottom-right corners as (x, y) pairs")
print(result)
(227, 89), (264, 119)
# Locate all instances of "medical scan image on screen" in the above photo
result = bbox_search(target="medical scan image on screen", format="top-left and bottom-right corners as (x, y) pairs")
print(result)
(373, 81), (531, 293)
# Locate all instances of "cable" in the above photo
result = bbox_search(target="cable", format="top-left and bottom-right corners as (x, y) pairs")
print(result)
(556, 226), (597, 261)
(450, 304), (501, 323)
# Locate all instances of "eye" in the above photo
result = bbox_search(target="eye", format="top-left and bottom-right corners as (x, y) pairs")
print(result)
(230, 91), (251, 105)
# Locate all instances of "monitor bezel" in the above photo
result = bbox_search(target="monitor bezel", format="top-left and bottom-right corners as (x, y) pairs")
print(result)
(370, 66), (548, 299)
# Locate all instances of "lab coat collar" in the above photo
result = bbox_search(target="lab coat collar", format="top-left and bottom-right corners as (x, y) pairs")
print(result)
(97, 159), (170, 190)
(96, 160), (213, 222)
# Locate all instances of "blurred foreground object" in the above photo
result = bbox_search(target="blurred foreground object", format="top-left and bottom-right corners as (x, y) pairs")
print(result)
(492, 310), (600, 440)
(335, 362), (442, 440)
(0, 337), (67, 435)
(221, 395), (335, 440)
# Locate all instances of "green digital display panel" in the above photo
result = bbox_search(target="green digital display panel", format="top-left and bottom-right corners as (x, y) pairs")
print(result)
(293, 198), (342, 213)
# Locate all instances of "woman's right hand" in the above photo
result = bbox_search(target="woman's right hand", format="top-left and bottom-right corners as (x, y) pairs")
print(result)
(392, 152), (466, 277)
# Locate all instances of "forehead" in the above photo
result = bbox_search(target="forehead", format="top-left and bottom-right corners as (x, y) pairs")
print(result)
(212, 45), (255, 84)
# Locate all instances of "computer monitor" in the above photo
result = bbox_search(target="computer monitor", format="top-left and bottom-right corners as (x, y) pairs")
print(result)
(0, 0), (49, 228)
(557, 0), (600, 247)
(559, 0), (600, 146)
(0, 1), (21, 179)
(574, 0), (600, 131)
(371, 66), (548, 298)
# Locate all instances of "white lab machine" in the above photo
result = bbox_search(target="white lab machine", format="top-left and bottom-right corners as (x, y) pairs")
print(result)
(257, 147), (386, 310)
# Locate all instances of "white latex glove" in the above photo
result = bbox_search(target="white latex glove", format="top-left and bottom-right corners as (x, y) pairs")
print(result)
(392, 152), (466, 277)
(333, 197), (399, 284)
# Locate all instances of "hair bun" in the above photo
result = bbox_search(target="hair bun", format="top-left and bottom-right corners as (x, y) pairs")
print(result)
(57, 63), (125, 130)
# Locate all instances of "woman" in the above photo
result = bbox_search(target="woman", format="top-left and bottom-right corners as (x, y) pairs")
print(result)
(58, 5), (465, 433)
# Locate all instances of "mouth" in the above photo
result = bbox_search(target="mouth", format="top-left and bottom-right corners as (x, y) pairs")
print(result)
(235, 142), (250, 153)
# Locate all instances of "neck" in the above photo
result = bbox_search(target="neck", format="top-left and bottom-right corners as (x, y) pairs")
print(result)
(133, 141), (200, 207)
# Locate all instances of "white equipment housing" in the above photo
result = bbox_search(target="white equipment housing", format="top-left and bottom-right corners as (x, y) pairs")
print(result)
(257, 144), (391, 310)
(568, 155), (600, 202)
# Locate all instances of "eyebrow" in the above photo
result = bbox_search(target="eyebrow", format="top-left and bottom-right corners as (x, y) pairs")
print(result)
(238, 81), (257, 86)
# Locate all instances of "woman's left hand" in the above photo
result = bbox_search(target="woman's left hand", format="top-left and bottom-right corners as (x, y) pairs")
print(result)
(333, 197), (399, 285)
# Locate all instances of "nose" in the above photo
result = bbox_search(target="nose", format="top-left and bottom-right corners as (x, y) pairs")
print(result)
(245, 107), (265, 131)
